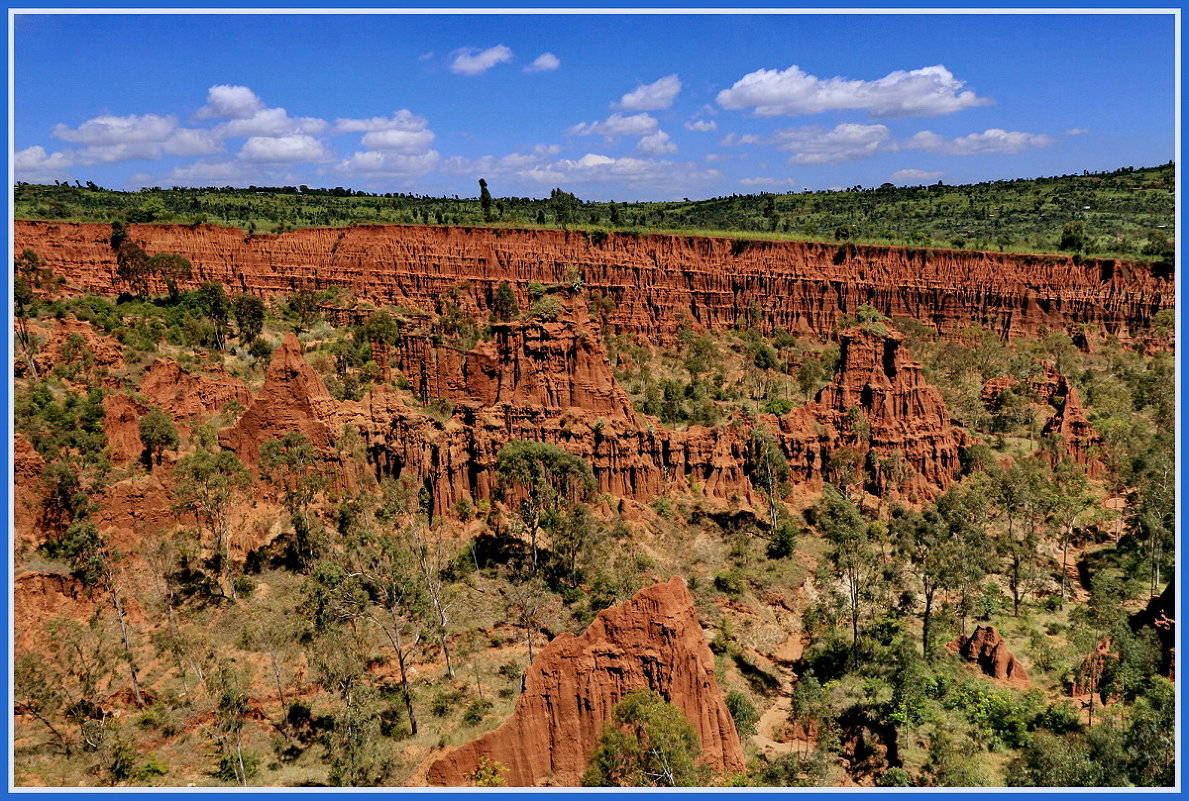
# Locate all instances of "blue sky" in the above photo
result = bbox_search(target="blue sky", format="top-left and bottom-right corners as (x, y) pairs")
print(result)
(13, 12), (1176, 201)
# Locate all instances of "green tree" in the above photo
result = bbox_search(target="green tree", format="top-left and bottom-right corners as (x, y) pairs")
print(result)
(816, 485), (877, 666)
(990, 458), (1057, 615)
(288, 288), (321, 333)
(259, 432), (331, 570)
(147, 252), (192, 300)
(232, 293), (265, 344)
(1060, 220), (1087, 252)
(748, 427), (790, 531)
(892, 483), (993, 656)
(582, 690), (710, 787)
(171, 447), (252, 597)
(196, 282), (232, 350)
(479, 178), (494, 221)
(138, 407), (179, 469)
(493, 281), (519, 322)
(115, 241), (152, 297)
(495, 440), (596, 571)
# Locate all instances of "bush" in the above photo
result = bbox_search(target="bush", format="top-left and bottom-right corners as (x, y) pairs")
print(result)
(714, 570), (745, 598)
(724, 690), (758, 738)
(761, 398), (793, 416)
(462, 698), (493, 726)
(529, 295), (565, 320)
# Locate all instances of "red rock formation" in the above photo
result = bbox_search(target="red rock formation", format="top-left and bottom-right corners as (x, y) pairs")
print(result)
(424, 577), (745, 786)
(15, 221), (1172, 345)
(103, 392), (148, 466)
(982, 364), (1105, 476)
(947, 625), (1030, 685)
(21, 317), (123, 380)
(14, 436), (46, 552)
(140, 357), (252, 420)
(219, 332), (339, 466)
(811, 325), (966, 496)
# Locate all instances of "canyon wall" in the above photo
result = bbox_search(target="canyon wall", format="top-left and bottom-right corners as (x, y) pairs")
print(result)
(15, 221), (1172, 344)
(424, 577), (745, 786)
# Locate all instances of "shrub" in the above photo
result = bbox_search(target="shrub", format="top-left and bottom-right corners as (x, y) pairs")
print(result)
(725, 690), (758, 738)
(462, 698), (493, 726)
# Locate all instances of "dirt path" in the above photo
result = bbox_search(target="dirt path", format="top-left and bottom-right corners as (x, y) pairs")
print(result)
(749, 630), (811, 759)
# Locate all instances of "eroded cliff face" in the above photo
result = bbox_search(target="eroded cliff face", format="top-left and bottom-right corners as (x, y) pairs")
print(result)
(15, 221), (1172, 344)
(214, 298), (964, 514)
(424, 577), (745, 786)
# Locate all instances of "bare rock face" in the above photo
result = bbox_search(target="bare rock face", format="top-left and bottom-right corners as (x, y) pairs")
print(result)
(219, 333), (339, 466)
(15, 221), (1172, 345)
(140, 357), (252, 421)
(947, 625), (1030, 685)
(103, 392), (148, 466)
(424, 577), (745, 787)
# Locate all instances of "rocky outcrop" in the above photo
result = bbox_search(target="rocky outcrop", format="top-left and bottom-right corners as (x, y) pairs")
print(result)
(425, 577), (745, 786)
(947, 625), (1030, 685)
(103, 392), (148, 466)
(219, 333), (339, 466)
(140, 357), (252, 421)
(810, 325), (966, 496)
(15, 221), (1172, 345)
(982, 364), (1104, 475)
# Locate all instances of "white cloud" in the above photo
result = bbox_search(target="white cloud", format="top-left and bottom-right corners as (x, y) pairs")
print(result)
(719, 133), (760, 146)
(716, 64), (990, 117)
(333, 109), (429, 134)
(739, 177), (798, 188)
(615, 74), (682, 111)
(568, 112), (659, 137)
(439, 144), (561, 176)
(339, 149), (441, 176)
(637, 130), (678, 156)
(53, 113), (177, 145)
(162, 128), (223, 157)
(449, 45), (514, 76)
(196, 84), (265, 120)
(238, 134), (329, 163)
(15, 145), (73, 181)
(684, 119), (718, 132)
(1065, 127), (1089, 136)
(215, 107), (328, 138)
(775, 123), (892, 165)
(524, 52), (560, 73)
(164, 160), (250, 186)
(519, 152), (719, 185)
(360, 128), (436, 154)
(889, 168), (944, 184)
(904, 128), (1054, 155)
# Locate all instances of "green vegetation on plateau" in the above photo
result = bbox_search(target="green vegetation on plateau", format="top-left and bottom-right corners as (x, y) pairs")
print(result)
(15, 162), (1174, 260)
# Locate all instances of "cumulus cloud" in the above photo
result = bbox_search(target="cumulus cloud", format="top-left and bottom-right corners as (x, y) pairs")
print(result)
(684, 119), (718, 132)
(615, 74), (682, 111)
(568, 112), (659, 137)
(333, 109), (429, 135)
(524, 52), (560, 73)
(215, 107), (328, 139)
(15, 145), (73, 181)
(904, 128), (1054, 155)
(338, 149), (441, 176)
(196, 84), (265, 120)
(518, 152), (719, 186)
(775, 123), (892, 165)
(162, 128), (223, 157)
(238, 134), (329, 163)
(716, 64), (990, 117)
(637, 130), (678, 156)
(449, 45), (514, 76)
(1065, 127), (1089, 136)
(739, 177), (798, 188)
(361, 128), (436, 154)
(439, 144), (562, 176)
(53, 113), (177, 145)
(889, 168), (944, 184)
(164, 160), (251, 186)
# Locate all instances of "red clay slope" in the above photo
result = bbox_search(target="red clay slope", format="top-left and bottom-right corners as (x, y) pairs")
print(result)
(424, 576), (745, 786)
(15, 221), (1172, 343)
